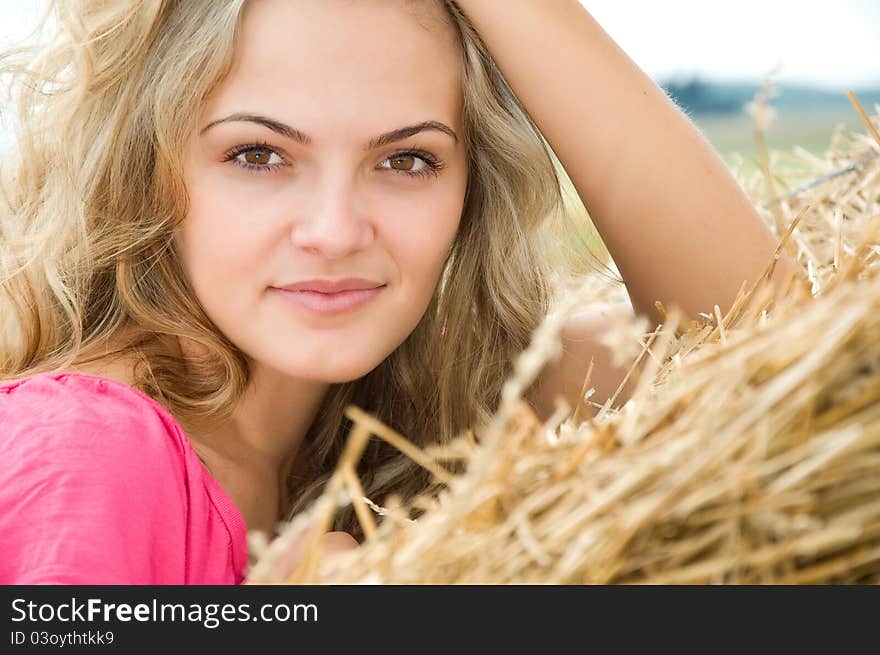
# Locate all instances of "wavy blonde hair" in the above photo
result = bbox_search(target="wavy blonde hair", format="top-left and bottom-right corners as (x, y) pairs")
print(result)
(0, 0), (611, 537)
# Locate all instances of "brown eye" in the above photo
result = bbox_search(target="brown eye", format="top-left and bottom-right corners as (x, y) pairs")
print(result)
(244, 148), (272, 165)
(389, 154), (416, 171)
(378, 150), (440, 178)
(227, 145), (285, 169)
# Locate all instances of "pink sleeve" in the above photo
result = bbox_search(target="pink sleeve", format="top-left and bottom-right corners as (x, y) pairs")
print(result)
(0, 376), (191, 584)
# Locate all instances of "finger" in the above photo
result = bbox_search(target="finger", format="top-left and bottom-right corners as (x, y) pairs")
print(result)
(322, 531), (360, 555)
(319, 531), (360, 578)
(275, 529), (357, 581)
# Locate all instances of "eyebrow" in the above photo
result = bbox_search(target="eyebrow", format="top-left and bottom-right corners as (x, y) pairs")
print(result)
(200, 113), (459, 149)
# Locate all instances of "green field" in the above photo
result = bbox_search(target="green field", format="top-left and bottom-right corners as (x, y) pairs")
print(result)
(696, 106), (871, 180)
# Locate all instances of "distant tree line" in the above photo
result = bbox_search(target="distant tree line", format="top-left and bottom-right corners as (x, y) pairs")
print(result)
(661, 76), (880, 117)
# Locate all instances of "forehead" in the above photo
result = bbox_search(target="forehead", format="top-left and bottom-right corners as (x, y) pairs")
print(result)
(204, 0), (463, 140)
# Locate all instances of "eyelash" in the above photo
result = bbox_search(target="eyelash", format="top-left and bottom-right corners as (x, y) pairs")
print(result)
(221, 142), (444, 179)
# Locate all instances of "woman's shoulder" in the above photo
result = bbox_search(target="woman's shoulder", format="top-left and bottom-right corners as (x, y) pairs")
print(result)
(0, 370), (242, 584)
(0, 370), (196, 473)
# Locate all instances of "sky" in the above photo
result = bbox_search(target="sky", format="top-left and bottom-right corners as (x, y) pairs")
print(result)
(0, 0), (877, 90)
(586, 0), (880, 90)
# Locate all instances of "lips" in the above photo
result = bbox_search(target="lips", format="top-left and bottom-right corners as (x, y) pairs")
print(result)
(275, 277), (384, 294)
(270, 277), (386, 314)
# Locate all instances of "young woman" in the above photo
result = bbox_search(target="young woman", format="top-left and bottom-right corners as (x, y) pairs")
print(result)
(0, 0), (796, 584)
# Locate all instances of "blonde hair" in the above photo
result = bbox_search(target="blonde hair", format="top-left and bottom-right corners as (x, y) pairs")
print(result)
(0, 0), (611, 537)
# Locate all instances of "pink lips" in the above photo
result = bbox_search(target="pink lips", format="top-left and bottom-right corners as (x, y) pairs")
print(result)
(270, 278), (385, 315)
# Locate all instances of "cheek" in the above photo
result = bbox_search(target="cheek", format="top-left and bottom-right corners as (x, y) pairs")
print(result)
(385, 193), (461, 290)
(177, 177), (285, 287)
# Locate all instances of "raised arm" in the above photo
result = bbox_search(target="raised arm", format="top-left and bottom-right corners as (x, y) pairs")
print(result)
(453, 0), (798, 325)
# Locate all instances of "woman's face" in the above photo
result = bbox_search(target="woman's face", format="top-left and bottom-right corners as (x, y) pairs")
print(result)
(177, 0), (468, 382)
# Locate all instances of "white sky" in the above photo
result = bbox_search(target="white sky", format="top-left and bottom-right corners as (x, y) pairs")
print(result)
(587, 0), (880, 89)
(0, 0), (877, 89)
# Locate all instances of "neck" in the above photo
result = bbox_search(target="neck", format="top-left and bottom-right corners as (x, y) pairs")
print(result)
(184, 363), (331, 537)
(218, 363), (329, 470)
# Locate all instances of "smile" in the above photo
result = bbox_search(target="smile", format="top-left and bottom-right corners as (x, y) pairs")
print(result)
(269, 286), (385, 314)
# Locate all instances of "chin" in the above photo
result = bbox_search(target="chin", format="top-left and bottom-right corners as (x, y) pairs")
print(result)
(269, 351), (386, 385)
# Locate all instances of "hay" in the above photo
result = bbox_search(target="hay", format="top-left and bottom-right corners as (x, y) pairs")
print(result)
(247, 89), (880, 585)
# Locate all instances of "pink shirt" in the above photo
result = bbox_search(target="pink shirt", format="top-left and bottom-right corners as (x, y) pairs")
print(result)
(0, 371), (248, 584)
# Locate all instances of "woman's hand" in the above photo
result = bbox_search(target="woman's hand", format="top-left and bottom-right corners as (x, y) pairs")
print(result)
(244, 528), (359, 584)
(277, 530), (359, 577)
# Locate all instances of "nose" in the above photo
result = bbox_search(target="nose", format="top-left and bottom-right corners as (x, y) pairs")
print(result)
(290, 180), (375, 259)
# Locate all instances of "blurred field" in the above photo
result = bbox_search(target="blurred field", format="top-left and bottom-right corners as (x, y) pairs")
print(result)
(698, 106), (873, 178)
